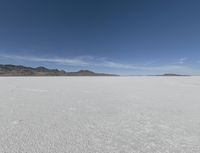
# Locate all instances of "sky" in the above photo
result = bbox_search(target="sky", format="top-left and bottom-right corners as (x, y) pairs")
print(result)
(0, 0), (200, 75)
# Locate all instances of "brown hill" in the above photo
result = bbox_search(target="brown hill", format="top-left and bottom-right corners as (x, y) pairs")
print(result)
(0, 64), (117, 76)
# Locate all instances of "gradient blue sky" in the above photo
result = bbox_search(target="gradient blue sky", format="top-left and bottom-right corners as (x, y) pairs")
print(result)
(0, 0), (200, 75)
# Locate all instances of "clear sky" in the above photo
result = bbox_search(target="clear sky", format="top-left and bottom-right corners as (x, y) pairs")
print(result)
(0, 0), (200, 75)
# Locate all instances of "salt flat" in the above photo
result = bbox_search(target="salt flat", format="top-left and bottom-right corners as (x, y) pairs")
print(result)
(0, 77), (200, 153)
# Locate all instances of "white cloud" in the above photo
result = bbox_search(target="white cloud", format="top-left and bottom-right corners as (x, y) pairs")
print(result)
(0, 54), (90, 66)
(99, 61), (134, 69)
(178, 57), (187, 64)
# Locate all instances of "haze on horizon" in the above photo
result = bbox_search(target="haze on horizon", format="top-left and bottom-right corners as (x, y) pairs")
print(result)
(0, 0), (200, 75)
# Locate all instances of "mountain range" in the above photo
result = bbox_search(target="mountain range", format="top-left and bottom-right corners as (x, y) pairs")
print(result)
(0, 64), (117, 76)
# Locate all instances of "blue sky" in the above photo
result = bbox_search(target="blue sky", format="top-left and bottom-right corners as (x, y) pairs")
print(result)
(0, 0), (200, 75)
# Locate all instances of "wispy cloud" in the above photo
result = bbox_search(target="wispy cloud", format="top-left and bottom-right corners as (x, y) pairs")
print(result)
(178, 57), (187, 64)
(0, 54), (197, 74)
(0, 54), (90, 66)
(0, 54), (136, 69)
(99, 61), (187, 72)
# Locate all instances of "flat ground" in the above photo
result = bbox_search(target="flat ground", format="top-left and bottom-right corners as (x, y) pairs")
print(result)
(0, 77), (200, 153)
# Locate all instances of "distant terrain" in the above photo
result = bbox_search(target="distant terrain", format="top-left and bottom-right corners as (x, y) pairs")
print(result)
(157, 73), (190, 76)
(0, 64), (190, 76)
(0, 64), (117, 76)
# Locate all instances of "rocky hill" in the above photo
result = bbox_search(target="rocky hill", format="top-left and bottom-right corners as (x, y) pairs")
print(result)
(0, 64), (117, 76)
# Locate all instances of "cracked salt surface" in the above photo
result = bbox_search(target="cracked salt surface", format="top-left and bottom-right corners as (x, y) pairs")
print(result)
(0, 77), (200, 153)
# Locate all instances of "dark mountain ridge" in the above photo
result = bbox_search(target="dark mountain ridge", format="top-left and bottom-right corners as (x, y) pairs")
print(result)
(0, 64), (117, 76)
(157, 73), (190, 76)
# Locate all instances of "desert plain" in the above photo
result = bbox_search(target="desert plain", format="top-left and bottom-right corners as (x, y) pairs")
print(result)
(0, 77), (200, 153)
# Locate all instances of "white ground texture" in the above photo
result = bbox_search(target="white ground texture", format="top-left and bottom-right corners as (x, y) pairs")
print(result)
(0, 77), (200, 153)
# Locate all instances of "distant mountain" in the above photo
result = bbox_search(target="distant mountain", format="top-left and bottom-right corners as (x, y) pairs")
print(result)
(158, 73), (190, 76)
(0, 64), (117, 76)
